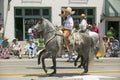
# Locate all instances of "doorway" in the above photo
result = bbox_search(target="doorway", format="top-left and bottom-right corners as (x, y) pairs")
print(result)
(107, 21), (119, 40)
(15, 18), (23, 41)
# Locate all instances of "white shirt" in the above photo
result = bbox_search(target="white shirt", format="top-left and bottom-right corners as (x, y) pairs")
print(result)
(28, 28), (33, 35)
(63, 15), (74, 30)
(12, 42), (21, 50)
(79, 19), (87, 31)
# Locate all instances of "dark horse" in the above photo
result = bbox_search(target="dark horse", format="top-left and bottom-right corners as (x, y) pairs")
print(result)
(33, 18), (95, 75)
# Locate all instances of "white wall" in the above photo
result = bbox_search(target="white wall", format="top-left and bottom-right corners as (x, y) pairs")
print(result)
(5, 0), (105, 40)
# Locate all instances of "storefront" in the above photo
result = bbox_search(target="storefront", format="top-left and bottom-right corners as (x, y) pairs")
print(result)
(105, 0), (120, 41)
(1, 0), (106, 41)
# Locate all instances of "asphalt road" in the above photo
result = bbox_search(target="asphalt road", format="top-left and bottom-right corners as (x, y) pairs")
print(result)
(0, 57), (120, 80)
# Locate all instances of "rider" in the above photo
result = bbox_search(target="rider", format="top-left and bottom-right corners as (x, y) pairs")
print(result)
(79, 14), (88, 32)
(59, 7), (75, 51)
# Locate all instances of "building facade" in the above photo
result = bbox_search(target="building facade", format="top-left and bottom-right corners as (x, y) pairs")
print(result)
(0, 0), (120, 41)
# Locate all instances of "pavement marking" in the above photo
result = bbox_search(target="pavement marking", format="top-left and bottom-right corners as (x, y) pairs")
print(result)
(63, 75), (116, 80)
(0, 71), (120, 76)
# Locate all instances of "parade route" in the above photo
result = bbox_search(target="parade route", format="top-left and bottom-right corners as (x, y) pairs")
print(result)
(0, 57), (120, 80)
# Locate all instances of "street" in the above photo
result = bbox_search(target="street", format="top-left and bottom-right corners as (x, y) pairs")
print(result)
(0, 57), (120, 80)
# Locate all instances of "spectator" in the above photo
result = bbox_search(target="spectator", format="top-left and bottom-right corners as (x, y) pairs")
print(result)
(102, 35), (109, 54)
(0, 37), (10, 59)
(90, 23), (99, 33)
(107, 37), (114, 54)
(28, 25), (35, 42)
(0, 26), (3, 45)
(107, 26), (116, 39)
(10, 38), (22, 59)
(27, 39), (36, 59)
(39, 33), (45, 50)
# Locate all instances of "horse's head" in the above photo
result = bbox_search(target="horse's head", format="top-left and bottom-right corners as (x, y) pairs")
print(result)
(34, 18), (45, 32)
(33, 18), (47, 38)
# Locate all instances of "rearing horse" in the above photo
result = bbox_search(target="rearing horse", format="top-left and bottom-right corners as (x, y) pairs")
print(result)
(34, 18), (63, 75)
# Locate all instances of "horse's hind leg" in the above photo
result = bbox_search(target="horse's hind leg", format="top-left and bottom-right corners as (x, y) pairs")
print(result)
(74, 55), (80, 66)
(78, 56), (84, 68)
(82, 58), (89, 73)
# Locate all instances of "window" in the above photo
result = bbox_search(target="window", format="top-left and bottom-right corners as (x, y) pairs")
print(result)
(33, 9), (40, 15)
(87, 17), (93, 24)
(15, 9), (22, 16)
(78, 9), (85, 15)
(25, 9), (32, 15)
(87, 9), (94, 15)
(42, 9), (49, 15)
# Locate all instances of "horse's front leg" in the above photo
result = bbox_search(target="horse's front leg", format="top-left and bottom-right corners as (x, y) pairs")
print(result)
(42, 57), (47, 73)
(50, 56), (56, 75)
(42, 52), (50, 74)
(37, 49), (46, 65)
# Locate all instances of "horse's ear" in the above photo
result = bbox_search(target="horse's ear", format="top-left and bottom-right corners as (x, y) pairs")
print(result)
(37, 18), (43, 24)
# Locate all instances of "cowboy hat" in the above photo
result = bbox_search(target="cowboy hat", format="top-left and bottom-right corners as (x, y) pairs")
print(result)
(80, 14), (87, 18)
(61, 7), (75, 15)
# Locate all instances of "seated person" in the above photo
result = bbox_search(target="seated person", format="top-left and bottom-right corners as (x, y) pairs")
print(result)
(27, 39), (36, 58)
(0, 37), (10, 59)
(10, 38), (22, 59)
(102, 35), (109, 53)
(111, 38), (119, 51)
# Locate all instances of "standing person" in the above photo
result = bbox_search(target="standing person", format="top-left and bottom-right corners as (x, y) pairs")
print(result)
(27, 39), (36, 59)
(39, 32), (45, 50)
(28, 25), (35, 42)
(79, 14), (88, 32)
(10, 38), (22, 59)
(59, 7), (75, 62)
(90, 23), (99, 34)
(107, 26), (116, 39)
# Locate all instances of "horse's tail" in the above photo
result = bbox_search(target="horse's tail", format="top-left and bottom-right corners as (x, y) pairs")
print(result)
(37, 49), (46, 65)
(98, 35), (106, 57)
(89, 37), (95, 68)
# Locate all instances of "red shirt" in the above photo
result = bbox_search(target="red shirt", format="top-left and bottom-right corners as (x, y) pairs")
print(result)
(91, 26), (99, 33)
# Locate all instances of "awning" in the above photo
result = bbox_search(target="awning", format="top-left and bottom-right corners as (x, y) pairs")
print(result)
(105, 0), (120, 17)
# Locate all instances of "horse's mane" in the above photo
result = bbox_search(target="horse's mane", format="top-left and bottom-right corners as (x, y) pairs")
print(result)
(43, 18), (56, 30)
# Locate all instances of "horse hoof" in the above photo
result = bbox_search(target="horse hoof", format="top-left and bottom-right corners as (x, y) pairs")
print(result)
(44, 70), (47, 73)
(77, 65), (82, 68)
(38, 62), (41, 65)
(74, 63), (77, 66)
(83, 70), (88, 73)
(49, 71), (56, 76)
